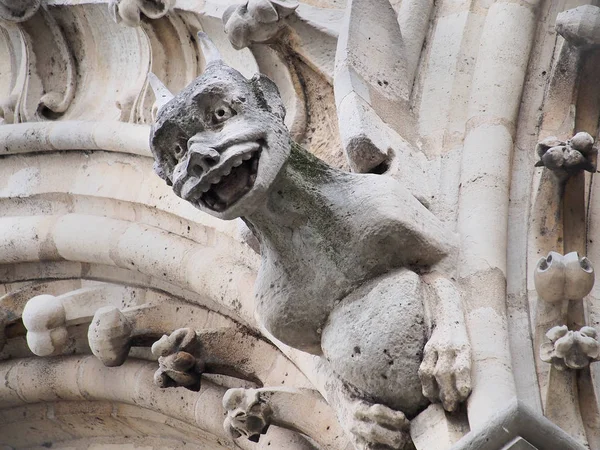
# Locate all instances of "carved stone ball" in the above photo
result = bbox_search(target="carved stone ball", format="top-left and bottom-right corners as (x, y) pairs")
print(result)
(541, 146), (567, 170)
(535, 133), (596, 175)
(534, 251), (595, 302)
(22, 294), (69, 357)
(569, 132), (594, 153)
(88, 306), (133, 367)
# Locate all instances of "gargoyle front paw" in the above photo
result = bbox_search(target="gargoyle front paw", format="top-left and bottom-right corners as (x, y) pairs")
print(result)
(418, 338), (471, 412)
(349, 401), (412, 450)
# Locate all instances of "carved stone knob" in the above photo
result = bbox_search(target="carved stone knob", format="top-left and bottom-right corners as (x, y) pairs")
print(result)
(88, 306), (133, 367)
(534, 252), (594, 302)
(151, 328), (204, 390)
(22, 295), (69, 357)
(108, 0), (175, 28)
(223, 0), (299, 50)
(541, 325), (600, 370)
(535, 133), (596, 177)
(556, 5), (600, 48)
(0, 0), (41, 22)
(223, 388), (273, 442)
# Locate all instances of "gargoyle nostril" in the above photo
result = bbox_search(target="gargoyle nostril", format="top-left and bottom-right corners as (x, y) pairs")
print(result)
(189, 163), (204, 178)
(187, 146), (220, 177)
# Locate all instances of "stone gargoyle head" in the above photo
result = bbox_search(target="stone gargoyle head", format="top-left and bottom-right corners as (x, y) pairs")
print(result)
(150, 32), (290, 220)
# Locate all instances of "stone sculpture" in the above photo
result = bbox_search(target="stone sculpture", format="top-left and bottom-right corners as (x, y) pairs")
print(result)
(151, 327), (205, 390)
(541, 325), (600, 370)
(535, 132), (596, 178)
(108, 0), (175, 27)
(88, 306), (134, 367)
(21, 294), (70, 357)
(534, 251), (595, 302)
(0, 0), (40, 22)
(149, 33), (471, 449)
(534, 252), (599, 371)
(223, 388), (273, 442)
(223, 0), (299, 50)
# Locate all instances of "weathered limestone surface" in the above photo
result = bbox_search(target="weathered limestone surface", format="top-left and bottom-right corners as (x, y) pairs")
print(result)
(2, 1), (600, 449)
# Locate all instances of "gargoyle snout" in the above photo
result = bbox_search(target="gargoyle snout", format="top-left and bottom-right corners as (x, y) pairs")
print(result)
(186, 143), (220, 177)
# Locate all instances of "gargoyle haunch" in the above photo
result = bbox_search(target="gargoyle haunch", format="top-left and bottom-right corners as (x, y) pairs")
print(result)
(149, 33), (472, 449)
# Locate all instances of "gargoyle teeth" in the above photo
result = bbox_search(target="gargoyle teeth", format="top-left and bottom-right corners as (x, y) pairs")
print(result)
(195, 146), (261, 212)
(204, 194), (216, 208)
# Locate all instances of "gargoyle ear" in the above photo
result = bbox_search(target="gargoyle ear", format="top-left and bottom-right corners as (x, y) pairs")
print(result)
(536, 136), (564, 158)
(248, 0), (279, 24)
(153, 160), (173, 186)
(270, 0), (299, 19)
(222, 4), (238, 26)
(251, 73), (286, 120)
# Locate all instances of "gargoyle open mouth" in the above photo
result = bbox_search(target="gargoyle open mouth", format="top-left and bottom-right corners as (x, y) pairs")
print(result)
(191, 142), (261, 212)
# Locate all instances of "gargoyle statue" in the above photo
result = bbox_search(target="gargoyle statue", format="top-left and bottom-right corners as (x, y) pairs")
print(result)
(148, 32), (472, 449)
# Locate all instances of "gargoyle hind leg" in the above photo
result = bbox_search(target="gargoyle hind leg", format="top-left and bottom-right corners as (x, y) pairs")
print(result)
(315, 364), (413, 450)
(318, 271), (472, 449)
(317, 270), (426, 449)
(418, 274), (472, 412)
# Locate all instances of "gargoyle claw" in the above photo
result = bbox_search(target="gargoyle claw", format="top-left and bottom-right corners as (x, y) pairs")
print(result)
(350, 401), (411, 450)
(418, 340), (471, 412)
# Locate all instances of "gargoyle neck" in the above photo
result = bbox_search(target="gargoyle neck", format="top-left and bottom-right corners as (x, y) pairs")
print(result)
(244, 142), (344, 248)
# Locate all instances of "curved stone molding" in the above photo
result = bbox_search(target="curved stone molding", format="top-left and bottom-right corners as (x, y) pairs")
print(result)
(0, 0), (40, 22)
(250, 44), (307, 143)
(534, 252), (595, 302)
(151, 327), (205, 390)
(88, 306), (134, 367)
(541, 325), (600, 370)
(0, 94), (17, 125)
(535, 132), (596, 179)
(109, 0), (175, 28)
(21, 294), (69, 357)
(223, 0), (299, 50)
(556, 5), (600, 49)
(17, 7), (77, 121)
(223, 387), (274, 442)
(0, 357), (325, 449)
(0, 121), (150, 155)
(132, 13), (200, 124)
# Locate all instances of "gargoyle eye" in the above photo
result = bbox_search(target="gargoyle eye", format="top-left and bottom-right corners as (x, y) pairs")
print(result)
(174, 143), (186, 160)
(211, 103), (235, 124)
